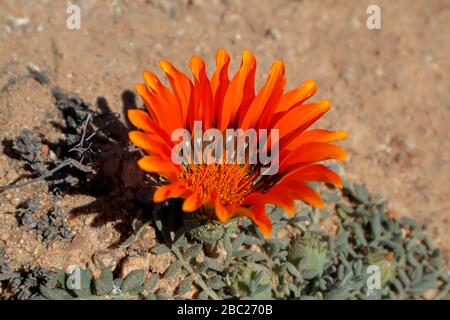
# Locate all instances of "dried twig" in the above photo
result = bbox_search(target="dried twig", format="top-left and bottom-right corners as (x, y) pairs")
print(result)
(0, 159), (92, 192)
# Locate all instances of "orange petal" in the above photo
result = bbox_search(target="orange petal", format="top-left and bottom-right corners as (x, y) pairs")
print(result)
(128, 109), (154, 132)
(235, 54), (257, 124)
(240, 60), (285, 130)
(189, 55), (213, 129)
(128, 109), (172, 147)
(265, 187), (296, 215)
(281, 142), (347, 169)
(160, 61), (192, 122)
(285, 129), (347, 151)
(182, 192), (202, 212)
(211, 48), (230, 94)
(129, 131), (171, 157)
(143, 71), (180, 109)
(135, 83), (182, 135)
(256, 62), (287, 129)
(274, 100), (331, 140)
(215, 197), (230, 222)
(210, 49), (231, 124)
(244, 189), (295, 216)
(143, 71), (163, 92)
(220, 50), (256, 131)
(137, 156), (180, 181)
(143, 71), (184, 126)
(280, 181), (324, 208)
(276, 80), (317, 113)
(243, 192), (264, 206)
(134, 84), (162, 125)
(153, 182), (191, 202)
(237, 206), (272, 238)
(282, 164), (343, 188)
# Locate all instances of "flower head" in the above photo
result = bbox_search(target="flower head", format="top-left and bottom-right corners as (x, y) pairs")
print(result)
(128, 49), (347, 237)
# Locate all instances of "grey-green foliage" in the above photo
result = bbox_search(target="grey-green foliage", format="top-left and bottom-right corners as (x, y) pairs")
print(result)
(170, 179), (448, 300)
(236, 263), (272, 299)
(288, 232), (328, 280)
(122, 270), (145, 295)
(37, 170), (450, 300)
(94, 268), (113, 296)
(35, 267), (162, 300)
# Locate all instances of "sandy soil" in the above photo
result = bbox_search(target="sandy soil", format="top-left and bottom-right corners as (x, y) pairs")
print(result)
(0, 0), (449, 274)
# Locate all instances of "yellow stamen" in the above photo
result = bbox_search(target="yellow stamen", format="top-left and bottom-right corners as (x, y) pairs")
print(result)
(183, 164), (254, 207)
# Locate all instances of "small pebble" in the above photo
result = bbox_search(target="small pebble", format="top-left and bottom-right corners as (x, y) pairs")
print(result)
(8, 17), (30, 28)
(266, 27), (281, 40)
(120, 255), (149, 278)
(93, 250), (117, 270)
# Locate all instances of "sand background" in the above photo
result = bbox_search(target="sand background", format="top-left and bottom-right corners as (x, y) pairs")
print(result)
(0, 0), (449, 271)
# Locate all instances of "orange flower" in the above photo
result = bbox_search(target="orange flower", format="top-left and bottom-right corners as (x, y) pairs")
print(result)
(128, 49), (347, 237)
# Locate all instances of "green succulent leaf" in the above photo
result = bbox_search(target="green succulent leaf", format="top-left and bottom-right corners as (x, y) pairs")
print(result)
(95, 268), (114, 296)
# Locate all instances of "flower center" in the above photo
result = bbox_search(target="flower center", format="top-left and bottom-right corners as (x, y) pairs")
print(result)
(183, 164), (254, 207)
